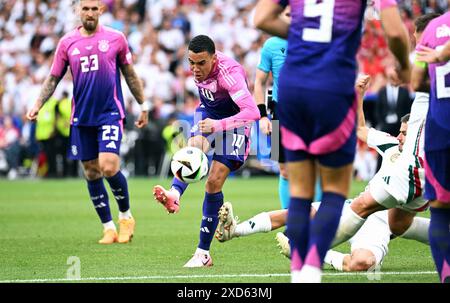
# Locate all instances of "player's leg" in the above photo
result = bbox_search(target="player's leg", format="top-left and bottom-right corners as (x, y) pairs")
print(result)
(388, 208), (429, 244)
(424, 149), (450, 283)
(286, 159), (316, 281)
(97, 121), (134, 243)
(99, 152), (134, 243)
(71, 125), (117, 244)
(331, 185), (387, 247)
(216, 206), (287, 242)
(184, 160), (229, 268)
(81, 159), (117, 244)
(278, 163), (290, 209)
(153, 135), (210, 213)
(299, 162), (351, 281)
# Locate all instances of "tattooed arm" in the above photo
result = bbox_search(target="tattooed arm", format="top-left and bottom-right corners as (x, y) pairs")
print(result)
(120, 64), (149, 128)
(26, 75), (62, 121)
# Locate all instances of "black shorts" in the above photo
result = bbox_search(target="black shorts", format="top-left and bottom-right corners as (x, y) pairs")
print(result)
(270, 101), (285, 164)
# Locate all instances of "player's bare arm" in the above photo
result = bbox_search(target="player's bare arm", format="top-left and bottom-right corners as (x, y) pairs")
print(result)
(253, 69), (272, 135)
(26, 75), (62, 121)
(120, 64), (148, 128)
(379, 5), (411, 83)
(355, 75), (371, 143)
(254, 0), (288, 38)
(410, 63), (429, 92)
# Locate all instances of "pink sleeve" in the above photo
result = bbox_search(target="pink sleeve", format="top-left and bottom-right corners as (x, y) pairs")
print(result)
(118, 33), (132, 66)
(213, 69), (261, 132)
(50, 39), (68, 78)
(375, 0), (398, 10)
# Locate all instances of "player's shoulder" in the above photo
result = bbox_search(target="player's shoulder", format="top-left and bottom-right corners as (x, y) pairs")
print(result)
(216, 51), (243, 86)
(422, 13), (450, 40)
(101, 25), (127, 40)
(58, 28), (80, 45)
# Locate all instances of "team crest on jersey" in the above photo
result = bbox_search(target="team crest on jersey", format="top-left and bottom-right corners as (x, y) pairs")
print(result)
(98, 40), (110, 52)
(436, 24), (450, 38)
(390, 152), (400, 163)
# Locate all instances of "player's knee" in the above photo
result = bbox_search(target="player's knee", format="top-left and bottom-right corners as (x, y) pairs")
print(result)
(349, 255), (376, 272)
(279, 164), (288, 179)
(389, 221), (409, 236)
(205, 174), (224, 193)
(83, 168), (102, 180)
(99, 163), (119, 178)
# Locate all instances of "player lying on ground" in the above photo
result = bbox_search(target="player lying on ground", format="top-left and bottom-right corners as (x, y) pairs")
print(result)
(216, 199), (428, 272)
(152, 35), (260, 268)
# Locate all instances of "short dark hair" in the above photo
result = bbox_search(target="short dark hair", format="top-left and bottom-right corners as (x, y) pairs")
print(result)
(188, 35), (215, 54)
(414, 13), (441, 33)
(401, 113), (410, 123)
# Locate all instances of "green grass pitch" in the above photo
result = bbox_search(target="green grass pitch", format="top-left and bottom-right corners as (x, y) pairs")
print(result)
(0, 177), (437, 283)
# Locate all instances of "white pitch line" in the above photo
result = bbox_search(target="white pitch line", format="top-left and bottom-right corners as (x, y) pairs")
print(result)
(0, 271), (437, 283)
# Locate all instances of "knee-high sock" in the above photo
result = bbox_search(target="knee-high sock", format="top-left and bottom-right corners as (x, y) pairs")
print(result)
(304, 192), (345, 269)
(235, 212), (272, 236)
(105, 171), (130, 212)
(287, 197), (312, 271)
(429, 207), (450, 283)
(331, 204), (366, 247)
(279, 176), (290, 209)
(87, 178), (112, 223)
(400, 216), (430, 244)
(198, 192), (224, 251)
(171, 178), (188, 197)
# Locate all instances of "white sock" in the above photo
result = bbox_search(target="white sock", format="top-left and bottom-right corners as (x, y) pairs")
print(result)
(235, 212), (272, 237)
(195, 247), (209, 256)
(119, 209), (132, 220)
(291, 270), (302, 283)
(103, 220), (116, 231)
(400, 216), (430, 244)
(324, 250), (346, 271)
(297, 265), (322, 283)
(170, 187), (181, 200)
(331, 206), (366, 247)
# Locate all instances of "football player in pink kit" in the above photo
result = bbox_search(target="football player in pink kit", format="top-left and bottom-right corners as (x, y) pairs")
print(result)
(415, 12), (450, 283)
(254, 0), (410, 282)
(27, 0), (149, 244)
(153, 35), (260, 267)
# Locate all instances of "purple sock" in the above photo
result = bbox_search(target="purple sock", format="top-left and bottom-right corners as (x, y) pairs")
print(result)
(105, 171), (130, 212)
(198, 192), (224, 251)
(286, 197), (312, 271)
(429, 207), (450, 283)
(172, 178), (188, 197)
(86, 178), (112, 223)
(304, 192), (345, 269)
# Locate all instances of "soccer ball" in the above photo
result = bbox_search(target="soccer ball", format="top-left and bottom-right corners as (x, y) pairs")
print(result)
(171, 147), (209, 184)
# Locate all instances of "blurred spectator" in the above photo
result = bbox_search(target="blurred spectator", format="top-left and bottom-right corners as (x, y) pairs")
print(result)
(0, 115), (21, 179)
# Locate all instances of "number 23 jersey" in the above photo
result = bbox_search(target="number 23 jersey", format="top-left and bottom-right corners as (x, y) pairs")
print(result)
(50, 25), (132, 127)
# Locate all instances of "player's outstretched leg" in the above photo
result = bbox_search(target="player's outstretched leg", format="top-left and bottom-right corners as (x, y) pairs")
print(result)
(86, 178), (117, 244)
(153, 178), (187, 214)
(216, 202), (238, 242)
(105, 171), (135, 243)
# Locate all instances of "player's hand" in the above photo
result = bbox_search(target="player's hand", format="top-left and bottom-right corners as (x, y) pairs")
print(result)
(355, 74), (371, 97)
(416, 45), (440, 63)
(259, 117), (272, 135)
(26, 101), (42, 121)
(135, 111), (149, 128)
(198, 118), (217, 133)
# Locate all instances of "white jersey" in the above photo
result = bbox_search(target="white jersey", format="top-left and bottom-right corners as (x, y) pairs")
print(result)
(367, 93), (429, 211)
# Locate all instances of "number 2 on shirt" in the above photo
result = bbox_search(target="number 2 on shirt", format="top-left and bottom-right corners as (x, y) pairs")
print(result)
(302, 0), (335, 43)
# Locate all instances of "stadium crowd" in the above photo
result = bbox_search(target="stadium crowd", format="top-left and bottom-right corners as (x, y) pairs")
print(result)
(0, 0), (448, 179)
